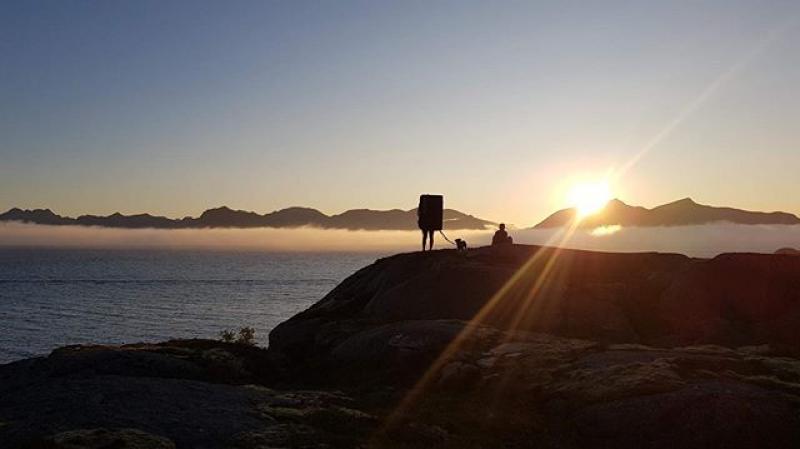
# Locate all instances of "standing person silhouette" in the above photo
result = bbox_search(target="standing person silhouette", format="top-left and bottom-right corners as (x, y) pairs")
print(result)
(418, 208), (434, 251)
(417, 194), (443, 251)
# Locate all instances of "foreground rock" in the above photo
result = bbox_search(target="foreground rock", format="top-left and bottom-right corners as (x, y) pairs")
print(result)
(271, 245), (800, 369)
(0, 341), (375, 449)
(3, 332), (800, 448)
(265, 245), (800, 447)
(42, 428), (175, 449)
(4, 245), (800, 448)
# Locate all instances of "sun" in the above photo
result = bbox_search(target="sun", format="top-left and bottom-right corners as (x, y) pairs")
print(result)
(567, 181), (612, 218)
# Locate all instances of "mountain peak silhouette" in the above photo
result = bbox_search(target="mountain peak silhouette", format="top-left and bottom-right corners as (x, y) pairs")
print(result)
(0, 205), (495, 231)
(535, 198), (800, 228)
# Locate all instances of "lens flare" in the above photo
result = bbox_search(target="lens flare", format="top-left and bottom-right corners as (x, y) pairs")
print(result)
(567, 181), (612, 218)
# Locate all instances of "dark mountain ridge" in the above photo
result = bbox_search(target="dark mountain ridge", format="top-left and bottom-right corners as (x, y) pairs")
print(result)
(0, 205), (495, 231)
(535, 197), (800, 228)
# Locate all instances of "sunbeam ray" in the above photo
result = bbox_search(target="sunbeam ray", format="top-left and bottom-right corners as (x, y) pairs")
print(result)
(372, 218), (583, 440)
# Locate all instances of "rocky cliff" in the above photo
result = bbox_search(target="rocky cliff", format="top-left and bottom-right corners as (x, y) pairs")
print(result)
(265, 245), (800, 447)
(270, 245), (800, 367)
(3, 245), (800, 448)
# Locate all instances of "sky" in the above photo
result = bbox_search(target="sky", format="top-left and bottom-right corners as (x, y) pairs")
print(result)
(1, 0), (799, 227)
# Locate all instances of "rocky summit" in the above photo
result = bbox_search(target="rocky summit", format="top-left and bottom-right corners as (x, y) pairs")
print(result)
(3, 245), (800, 448)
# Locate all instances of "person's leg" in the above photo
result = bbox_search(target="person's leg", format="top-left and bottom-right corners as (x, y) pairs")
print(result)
(428, 230), (434, 250)
(421, 230), (427, 251)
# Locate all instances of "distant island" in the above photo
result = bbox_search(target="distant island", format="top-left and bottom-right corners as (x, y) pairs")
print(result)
(0, 205), (495, 231)
(535, 197), (800, 228)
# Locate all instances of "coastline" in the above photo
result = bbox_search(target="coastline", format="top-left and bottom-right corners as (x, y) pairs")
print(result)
(3, 245), (800, 448)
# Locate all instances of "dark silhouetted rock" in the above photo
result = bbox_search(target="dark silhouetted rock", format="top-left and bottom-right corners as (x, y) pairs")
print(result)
(42, 428), (176, 449)
(0, 340), (374, 449)
(5, 246), (800, 448)
(270, 245), (800, 373)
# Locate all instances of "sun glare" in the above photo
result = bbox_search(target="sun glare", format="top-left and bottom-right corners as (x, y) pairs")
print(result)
(568, 181), (612, 218)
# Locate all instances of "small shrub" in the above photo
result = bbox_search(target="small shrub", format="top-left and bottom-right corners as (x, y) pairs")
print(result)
(219, 329), (236, 343)
(237, 326), (256, 346)
(219, 326), (256, 346)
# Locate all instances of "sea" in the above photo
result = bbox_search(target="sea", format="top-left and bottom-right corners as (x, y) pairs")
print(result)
(0, 248), (382, 364)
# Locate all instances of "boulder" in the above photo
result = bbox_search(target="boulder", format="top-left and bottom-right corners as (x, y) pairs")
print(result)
(574, 381), (800, 449)
(44, 428), (175, 449)
(270, 246), (800, 372)
(0, 340), (374, 449)
(659, 253), (800, 349)
(775, 247), (800, 255)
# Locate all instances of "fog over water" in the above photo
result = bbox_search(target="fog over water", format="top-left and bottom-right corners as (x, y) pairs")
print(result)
(516, 224), (800, 258)
(1, 222), (799, 257)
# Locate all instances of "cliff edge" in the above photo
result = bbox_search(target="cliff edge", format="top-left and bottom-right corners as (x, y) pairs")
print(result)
(3, 245), (800, 448)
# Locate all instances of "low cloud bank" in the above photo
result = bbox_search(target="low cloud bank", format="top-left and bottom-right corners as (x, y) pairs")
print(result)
(1, 222), (799, 257)
(0, 222), (428, 252)
(512, 224), (800, 258)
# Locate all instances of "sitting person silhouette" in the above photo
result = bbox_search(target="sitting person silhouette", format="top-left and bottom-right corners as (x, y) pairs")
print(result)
(491, 223), (513, 246)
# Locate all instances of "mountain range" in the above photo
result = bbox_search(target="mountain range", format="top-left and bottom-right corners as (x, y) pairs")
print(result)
(4, 198), (799, 231)
(534, 197), (800, 228)
(0, 206), (495, 231)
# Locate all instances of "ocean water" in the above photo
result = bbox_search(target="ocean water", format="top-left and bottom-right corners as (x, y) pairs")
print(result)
(0, 248), (381, 363)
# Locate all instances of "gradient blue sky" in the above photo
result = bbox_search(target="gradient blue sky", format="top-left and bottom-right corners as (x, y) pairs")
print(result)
(1, 0), (799, 226)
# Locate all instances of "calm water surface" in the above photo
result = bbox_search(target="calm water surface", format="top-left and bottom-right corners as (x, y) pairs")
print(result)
(0, 248), (382, 363)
